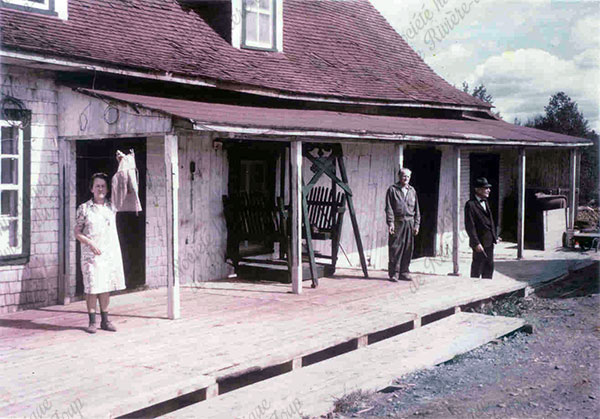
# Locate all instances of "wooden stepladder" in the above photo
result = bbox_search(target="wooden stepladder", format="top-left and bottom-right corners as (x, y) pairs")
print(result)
(302, 143), (369, 287)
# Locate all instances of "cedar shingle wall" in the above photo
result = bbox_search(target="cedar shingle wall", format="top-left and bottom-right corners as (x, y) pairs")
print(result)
(0, 65), (59, 314)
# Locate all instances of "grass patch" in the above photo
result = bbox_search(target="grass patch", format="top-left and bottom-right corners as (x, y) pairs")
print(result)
(468, 293), (532, 318)
(333, 389), (374, 414)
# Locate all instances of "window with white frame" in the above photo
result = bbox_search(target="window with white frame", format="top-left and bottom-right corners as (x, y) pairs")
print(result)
(0, 0), (68, 19)
(242, 0), (276, 50)
(0, 122), (23, 257)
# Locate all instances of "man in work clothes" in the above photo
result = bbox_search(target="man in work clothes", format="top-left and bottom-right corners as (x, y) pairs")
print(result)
(386, 168), (420, 282)
(464, 177), (497, 278)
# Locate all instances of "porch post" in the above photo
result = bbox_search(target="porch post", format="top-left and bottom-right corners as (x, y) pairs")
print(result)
(290, 140), (303, 294)
(568, 149), (578, 230)
(517, 148), (526, 259)
(452, 146), (460, 275)
(394, 144), (404, 177)
(58, 139), (71, 305)
(165, 134), (181, 319)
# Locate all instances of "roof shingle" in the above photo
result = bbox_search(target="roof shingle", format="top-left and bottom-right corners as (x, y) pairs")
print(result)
(1, 0), (490, 108)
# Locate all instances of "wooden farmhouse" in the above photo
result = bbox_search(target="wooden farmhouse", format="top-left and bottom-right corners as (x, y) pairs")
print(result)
(0, 0), (592, 317)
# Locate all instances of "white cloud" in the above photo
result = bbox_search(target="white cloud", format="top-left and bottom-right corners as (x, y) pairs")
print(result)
(469, 48), (600, 129)
(570, 14), (600, 50)
(424, 43), (474, 85)
(370, 0), (600, 130)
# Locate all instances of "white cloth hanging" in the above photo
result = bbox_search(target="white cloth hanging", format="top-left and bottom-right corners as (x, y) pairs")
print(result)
(112, 149), (143, 214)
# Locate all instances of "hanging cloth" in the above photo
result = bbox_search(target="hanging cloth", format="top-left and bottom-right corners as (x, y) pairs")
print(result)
(112, 149), (143, 214)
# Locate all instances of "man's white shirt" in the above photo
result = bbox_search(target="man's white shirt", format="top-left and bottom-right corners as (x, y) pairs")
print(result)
(477, 197), (487, 212)
(401, 185), (409, 198)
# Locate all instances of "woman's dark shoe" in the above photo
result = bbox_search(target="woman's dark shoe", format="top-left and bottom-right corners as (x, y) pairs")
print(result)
(100, 321), (117, 332)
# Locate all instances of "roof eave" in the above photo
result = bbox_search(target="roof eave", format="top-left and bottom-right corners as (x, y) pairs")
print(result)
(2, 48), (491, 112)
(190, 123), (594, 147)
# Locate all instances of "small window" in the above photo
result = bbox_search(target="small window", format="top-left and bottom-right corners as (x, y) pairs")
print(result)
(242, 0), (276, 50)
(0, 0), (66, 18)
(0, 119), (30, 265)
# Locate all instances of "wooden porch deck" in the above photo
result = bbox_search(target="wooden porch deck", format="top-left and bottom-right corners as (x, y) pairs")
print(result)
(0, 249), (596, 418)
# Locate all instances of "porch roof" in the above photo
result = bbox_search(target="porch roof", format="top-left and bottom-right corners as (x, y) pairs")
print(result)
(81, 89), (592, 147)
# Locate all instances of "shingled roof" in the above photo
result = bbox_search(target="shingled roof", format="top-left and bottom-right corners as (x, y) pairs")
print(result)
(0, 0), (490, 108)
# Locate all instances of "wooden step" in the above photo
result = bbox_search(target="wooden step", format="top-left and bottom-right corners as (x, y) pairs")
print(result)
(165, 312), (528, 419)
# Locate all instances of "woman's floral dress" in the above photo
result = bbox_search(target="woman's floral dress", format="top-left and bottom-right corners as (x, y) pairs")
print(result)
(76, 199), (126, 294)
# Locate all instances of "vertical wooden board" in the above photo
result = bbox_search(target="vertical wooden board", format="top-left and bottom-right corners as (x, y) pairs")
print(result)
(517, 149), (526, 259)
(199, 135), (211, 281)
(221, 143), (232, 279)
(353, 148), (372, 260)
(178, 135), (190, 284)
(372, 144), (392, 269)
(213, 136), (228, 280)
(165, 134), (180, 319)
(209, 136), (222, 280)
(290, 141), (302, 294)
(453, 146), (461, 273)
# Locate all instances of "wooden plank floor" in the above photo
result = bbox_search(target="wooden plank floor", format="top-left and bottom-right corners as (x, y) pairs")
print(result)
(167, 312), (527, 419)
(0, 250), (596, 418)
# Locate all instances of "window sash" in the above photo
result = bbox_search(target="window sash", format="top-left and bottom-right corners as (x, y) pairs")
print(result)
(243, 0), (275, 49)
(0, 121), (23, 256)
(0, 0), (57, 16)
(2, 0), (51, 10)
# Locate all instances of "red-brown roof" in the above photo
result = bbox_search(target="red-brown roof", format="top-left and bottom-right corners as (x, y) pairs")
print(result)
(1, 0), (489, 108)
(80, 89), (591, 146)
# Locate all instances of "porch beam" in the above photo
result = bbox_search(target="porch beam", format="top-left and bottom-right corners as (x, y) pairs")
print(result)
(165, 134), (181, 319)
(452, 146), (460, 275)
(290, 140), (303, 294)
(517, 148), (526, 259)
(569, 149), (578, 230)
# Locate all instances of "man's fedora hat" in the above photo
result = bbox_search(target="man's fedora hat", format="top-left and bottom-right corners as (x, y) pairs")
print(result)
(474, 177), (492, 188)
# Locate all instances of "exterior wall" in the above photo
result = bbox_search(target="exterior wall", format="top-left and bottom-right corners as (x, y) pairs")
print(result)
(177, 131), (231, 284)
(58, 86), (173, 294)
(330, 143), (395, 270)
(436, 147), (472, 257)
(0, 64), (60, 313)
(57, 87), (171, 138)
(526, 149), (571, 191)
(145, 136), (168, 288)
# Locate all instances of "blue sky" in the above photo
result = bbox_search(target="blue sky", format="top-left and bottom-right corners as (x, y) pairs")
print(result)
(370, 0), (600, 131)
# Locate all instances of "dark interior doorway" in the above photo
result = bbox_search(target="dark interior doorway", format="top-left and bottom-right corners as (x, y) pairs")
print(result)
(469, 153), (500, 229)
(404, 147), (441, 258)
(227, 141), (279, 257)
(75, 138), (146, 296)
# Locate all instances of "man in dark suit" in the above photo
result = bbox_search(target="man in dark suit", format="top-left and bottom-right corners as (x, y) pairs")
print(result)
(465, 177), (497, 278)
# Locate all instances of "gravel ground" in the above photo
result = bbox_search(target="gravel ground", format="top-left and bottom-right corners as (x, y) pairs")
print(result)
(326, 261), (599, 419)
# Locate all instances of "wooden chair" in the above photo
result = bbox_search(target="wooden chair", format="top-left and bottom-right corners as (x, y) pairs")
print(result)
(305, 186), (346, 268)
(222, 193), (287, 268)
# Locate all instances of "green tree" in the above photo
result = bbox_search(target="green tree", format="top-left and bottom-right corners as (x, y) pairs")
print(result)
(462, 82), (500, 118)
(526, 92), (599, 203)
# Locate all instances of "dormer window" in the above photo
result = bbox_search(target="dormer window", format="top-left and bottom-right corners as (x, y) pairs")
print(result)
(243, 0), (276, 50)
(232, 0), (283, 52)
(0, 0), (68, 19)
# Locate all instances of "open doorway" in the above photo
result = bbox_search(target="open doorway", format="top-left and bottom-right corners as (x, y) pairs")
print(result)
(404, 147), (441, 258)
(75, 138), (146, 296)
(226, 141), (279, 257)
(469, 153), (500, 228)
